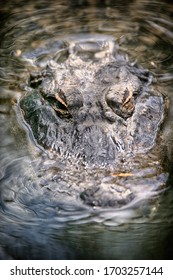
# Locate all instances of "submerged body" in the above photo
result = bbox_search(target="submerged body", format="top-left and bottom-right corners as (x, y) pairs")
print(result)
(19, 36), (167, 208)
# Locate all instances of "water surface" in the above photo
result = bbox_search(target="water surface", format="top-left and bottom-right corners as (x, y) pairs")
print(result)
(0, 0), (173, 259)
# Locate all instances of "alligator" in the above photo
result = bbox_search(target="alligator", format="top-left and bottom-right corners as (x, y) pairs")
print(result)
(19, 35), (168, 210)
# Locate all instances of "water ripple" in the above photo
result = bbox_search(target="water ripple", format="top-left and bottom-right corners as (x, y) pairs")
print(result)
(0, 0), (173, 260)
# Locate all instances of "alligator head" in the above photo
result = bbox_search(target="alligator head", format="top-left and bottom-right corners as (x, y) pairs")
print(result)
(19, 38), (165, 209)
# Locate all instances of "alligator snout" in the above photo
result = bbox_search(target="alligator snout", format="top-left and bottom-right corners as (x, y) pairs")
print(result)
(80, 185), (135, 207)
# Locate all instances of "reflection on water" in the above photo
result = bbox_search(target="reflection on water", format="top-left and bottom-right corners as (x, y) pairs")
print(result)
(0, 0), (173, 259)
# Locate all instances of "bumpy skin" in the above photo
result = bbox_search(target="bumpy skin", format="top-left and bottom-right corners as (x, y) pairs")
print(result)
(20, 38), (165, 208)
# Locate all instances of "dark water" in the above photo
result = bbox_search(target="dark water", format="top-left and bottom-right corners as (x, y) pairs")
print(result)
(0, 0), (173, 259)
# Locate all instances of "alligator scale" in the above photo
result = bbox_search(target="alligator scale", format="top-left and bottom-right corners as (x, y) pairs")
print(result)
(19, 36), (167, 209)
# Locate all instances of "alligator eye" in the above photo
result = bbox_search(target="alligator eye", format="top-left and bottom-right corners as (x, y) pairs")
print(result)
(45, 89), (71, 118)
(122, 96), (135, 117)
(106, 87), (135, 119)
